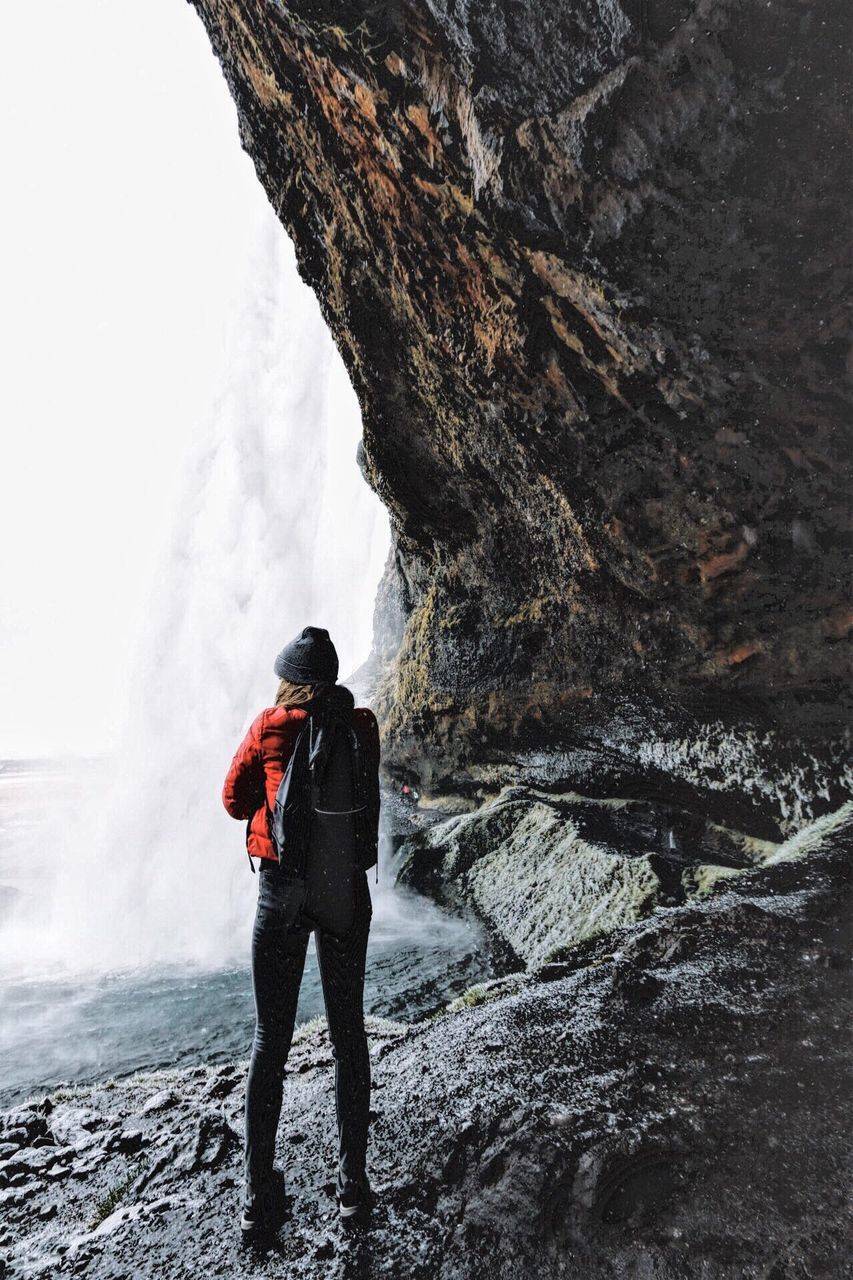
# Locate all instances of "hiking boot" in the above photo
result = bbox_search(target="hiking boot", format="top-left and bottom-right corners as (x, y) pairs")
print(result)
(336, 1171), (374, 1219)
(240, 1169), (287, 1236)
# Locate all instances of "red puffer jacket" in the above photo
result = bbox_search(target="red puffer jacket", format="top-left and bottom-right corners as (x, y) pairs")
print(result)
(222, 702), (381, 867)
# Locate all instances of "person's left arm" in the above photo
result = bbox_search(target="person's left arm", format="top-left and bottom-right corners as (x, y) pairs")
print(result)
(222, 710), (266, 820)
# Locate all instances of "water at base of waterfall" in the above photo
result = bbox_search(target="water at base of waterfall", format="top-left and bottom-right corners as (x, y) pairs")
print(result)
(0, 761), (489, 1108)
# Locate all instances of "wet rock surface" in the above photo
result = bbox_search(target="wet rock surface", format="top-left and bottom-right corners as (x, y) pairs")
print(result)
(395, 783), (786, 967)
(3, 807), (849, 1278)
(186, 0), (851, 804)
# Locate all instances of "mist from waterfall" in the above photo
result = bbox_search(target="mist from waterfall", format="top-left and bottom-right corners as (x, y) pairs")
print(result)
(0, 2), (492, 1107)
(0, 208), (390, 980)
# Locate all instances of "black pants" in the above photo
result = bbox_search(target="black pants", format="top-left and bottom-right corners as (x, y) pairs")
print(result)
(244, 863), (372, 1196)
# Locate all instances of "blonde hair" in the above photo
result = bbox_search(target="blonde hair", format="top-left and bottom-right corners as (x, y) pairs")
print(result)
(274, 677), (332, 708)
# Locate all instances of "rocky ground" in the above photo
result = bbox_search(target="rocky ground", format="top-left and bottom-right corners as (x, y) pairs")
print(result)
(2, 802), (850, 1279)
(395, 783), (786, 970)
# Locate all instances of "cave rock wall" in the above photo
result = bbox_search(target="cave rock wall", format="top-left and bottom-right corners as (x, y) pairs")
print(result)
(188, 0), (851, 824)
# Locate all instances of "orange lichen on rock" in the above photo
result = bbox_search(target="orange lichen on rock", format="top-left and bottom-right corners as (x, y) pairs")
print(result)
(405, 103), (441, 165)
(718, 643), (762, 666)
(699, 541), (750, 585)
(352, 80), (378, 124)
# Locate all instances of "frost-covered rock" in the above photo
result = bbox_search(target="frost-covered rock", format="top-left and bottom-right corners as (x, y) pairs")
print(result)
(396, 786), (796, 965)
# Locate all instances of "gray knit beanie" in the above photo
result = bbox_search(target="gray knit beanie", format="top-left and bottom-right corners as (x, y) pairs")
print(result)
(274, 626), (339, 684)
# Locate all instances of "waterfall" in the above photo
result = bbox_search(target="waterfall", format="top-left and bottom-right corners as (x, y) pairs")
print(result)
(0, 206), (390, 979)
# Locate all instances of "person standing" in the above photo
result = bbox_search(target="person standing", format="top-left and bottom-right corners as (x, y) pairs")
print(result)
(222, 626), (380, 1235)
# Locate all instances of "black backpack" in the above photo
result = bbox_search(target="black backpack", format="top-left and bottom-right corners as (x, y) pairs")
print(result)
(269, 697), (379, 937)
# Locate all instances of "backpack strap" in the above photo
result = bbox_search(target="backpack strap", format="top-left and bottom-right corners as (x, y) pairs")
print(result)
(349, 724), (378, 885)
(268, 714), (315, 873)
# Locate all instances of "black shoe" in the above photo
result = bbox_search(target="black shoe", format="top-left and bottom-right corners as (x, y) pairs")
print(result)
(241, 1169), (287, 1236)
(336, 1172), (373, 1219)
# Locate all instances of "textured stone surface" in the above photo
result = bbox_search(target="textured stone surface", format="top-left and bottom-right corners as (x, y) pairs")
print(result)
(2, 810), (850, 1278)
(394, 786), (850, 966)
(186, 0), (851, 811)
(397, 788), (664, 965)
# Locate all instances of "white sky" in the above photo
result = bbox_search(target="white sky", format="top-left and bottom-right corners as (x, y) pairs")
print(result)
(0, 1), (385, 759)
